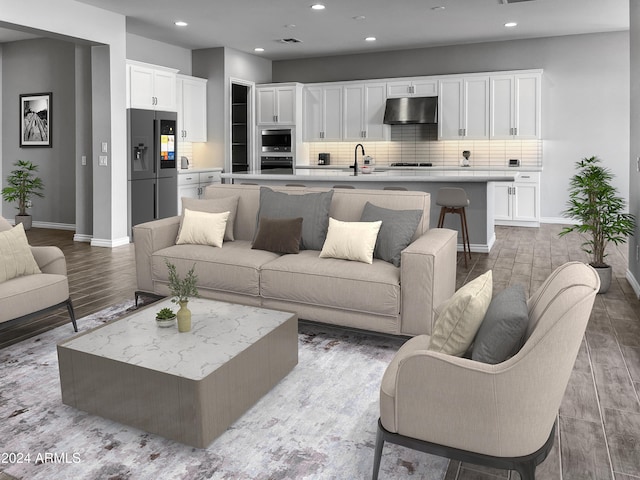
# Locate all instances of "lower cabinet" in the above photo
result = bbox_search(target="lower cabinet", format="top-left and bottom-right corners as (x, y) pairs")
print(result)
(494, 172), (540, 226)
(177, 170), (222, 213)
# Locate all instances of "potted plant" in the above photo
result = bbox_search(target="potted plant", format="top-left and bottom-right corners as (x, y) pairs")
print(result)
(155, 307), (176, 328)
(559, 156), (635, 293)
(166, 259), (199, 332)
(1, 160), (45, 230)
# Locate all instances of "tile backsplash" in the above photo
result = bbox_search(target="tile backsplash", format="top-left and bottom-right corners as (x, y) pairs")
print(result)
(305, 124), (542, 168)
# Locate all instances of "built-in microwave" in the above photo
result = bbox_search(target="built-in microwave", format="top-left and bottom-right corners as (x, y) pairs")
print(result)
(260, 128), (292, 153)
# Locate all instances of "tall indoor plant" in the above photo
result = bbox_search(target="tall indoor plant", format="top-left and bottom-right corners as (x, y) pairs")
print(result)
(1, 160), (45, 230)
(166, 259), (199, 332)
(559, 156), (635, 293)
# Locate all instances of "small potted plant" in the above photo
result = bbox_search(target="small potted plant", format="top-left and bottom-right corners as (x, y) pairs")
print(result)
(166, 259), (199, 332)
(1, 160), (45, 230)
(559, 156), (635, 293)
(155, 307), (176, 328)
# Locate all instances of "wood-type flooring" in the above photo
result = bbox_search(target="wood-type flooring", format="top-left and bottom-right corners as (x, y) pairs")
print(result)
(1, 224), (639, 479)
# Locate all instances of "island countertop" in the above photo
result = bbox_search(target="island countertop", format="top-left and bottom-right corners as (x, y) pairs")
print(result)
(220, 172), (518, 183)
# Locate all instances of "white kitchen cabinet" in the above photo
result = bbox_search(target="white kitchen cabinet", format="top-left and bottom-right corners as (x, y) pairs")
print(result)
(127, 61), (178, 111)
(494, 172), (540, 226)
(177, 170), (222, 213)
(257, 83), (302, 125)
(304, 85), (342, 141)
(490, 72), (541, 139)
(343, 83), (388, 141)
(177, 75), (207, 143)
(387, 78), (438, 98)
(438, 76), (489, 140)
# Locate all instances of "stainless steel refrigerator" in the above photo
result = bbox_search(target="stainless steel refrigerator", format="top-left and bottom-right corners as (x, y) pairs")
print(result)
(127, 109), (178, 231)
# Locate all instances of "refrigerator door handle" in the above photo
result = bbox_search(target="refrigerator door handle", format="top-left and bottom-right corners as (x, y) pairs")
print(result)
(153, 181), (157, 219)
(153, 118), (159, 175)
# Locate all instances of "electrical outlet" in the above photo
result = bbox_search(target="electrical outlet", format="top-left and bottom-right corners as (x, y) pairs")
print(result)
(81, 155), (87, 166)
(99, 156), (108, 167)
(101, 142), (108, 153)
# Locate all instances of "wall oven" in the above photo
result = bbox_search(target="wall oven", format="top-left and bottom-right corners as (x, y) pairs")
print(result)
(261, 156), (293, 174)
(260, 128), (292, 153)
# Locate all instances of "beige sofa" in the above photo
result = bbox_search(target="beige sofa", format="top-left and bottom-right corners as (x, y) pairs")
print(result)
(0, 216), (77, 331)
(133, 185), (457, 336)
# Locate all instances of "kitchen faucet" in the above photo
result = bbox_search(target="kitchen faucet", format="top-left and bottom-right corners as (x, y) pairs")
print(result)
(353, 143), (365, 176)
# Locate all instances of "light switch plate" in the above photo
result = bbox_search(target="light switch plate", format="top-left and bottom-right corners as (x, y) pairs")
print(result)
(81, 155), (87, 166)
(101, 142), (108, 153)
(99, 156), (108, 166)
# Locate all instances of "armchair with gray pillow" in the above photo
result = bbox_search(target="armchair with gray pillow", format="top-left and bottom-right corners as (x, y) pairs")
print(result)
(0, 216), (76, 332)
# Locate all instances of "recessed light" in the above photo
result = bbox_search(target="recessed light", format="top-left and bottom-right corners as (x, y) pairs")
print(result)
(504, 22), (518, 28)
(353, 15), (366, 20)
(431, 6), (445, 11)
(175, 21), (188, 27)
(254, 47), (265, 52)
(284, 24), (296, 28)
(311, 3), (325, 10)
(365, 36), (376, 42)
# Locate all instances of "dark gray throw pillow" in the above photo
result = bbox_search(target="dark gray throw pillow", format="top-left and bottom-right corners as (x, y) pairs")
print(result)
(256, 187), (333, 251)
(252, 217), (303, 254)
(471, 284), (529, 364)
(359, 202), (423, 267)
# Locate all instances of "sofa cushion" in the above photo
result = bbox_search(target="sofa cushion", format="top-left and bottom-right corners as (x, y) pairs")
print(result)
(181, 195), (239, 241)
(472, 285), (529, 364)
(428, 270), (493, 356)
(0, 216), (12, 232)
(319, 217), (382, 264)
(0, 223), (41, 283)
(252, 217), (303, 254)
(360, 202), (423, 267)
(0, 273), (68, 323)
(260, 250), (401, 316)
(256, 187), (333, 250)
(152, 241), (280, 297)
(176, 209), (229, 247)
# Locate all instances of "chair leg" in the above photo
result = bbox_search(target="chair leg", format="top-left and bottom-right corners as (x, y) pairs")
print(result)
(372, 422), (385, 480)
(460, 207), (471, 265)
(66, 298), (78, 332)
(437, 207), (446, 228)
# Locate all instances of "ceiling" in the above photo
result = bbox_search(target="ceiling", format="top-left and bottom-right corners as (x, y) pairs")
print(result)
(1, 0), (630, 60)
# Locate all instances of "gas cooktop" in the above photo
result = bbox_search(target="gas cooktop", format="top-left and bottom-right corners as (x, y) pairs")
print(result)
(389, 162), (433, 167)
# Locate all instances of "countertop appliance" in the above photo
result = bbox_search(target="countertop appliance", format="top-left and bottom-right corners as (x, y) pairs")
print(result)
(383, 97), (438, 124)
(261, 156), (293, 174)
(128, 108), (178, 229)
(318, 153), (330, 165)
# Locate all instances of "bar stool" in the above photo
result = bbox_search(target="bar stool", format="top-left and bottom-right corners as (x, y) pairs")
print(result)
(436, 187), (471, 267)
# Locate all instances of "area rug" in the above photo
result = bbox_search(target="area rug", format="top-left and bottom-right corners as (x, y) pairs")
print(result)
(0, 302), (450, 480)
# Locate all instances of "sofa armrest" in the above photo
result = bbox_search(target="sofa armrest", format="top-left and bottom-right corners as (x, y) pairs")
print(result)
(400, 227), (457, 336)
(30, 246), (67, 275)
(133, 216), (181, 292)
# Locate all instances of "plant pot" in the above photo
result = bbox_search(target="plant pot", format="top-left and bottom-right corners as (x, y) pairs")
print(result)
(15, 215), (32, 230)
(593, 264), (612, 294)
(156, 316), (176, 328)
(177, 301), (191, 332)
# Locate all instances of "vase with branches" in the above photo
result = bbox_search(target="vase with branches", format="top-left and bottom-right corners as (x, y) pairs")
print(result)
(1, 160), (44, 230)
(166, 259), (199, 332)
(559, 156), (635, 292)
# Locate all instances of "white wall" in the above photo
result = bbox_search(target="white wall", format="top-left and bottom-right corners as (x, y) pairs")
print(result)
(126, 33), (192, 75)
(274, 32), (630, 223)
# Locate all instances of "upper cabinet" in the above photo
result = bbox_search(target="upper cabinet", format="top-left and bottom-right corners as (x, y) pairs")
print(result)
(177, 75), (207, 143)
(342, 82), (388, 141)
(438, 76), (490, 140)
(490, 71), (541, 139)
(387, 78), (438, 98)
(127, 61), (178, 111)
(304, 85), (342, 141)
(257, 83), (303, 125)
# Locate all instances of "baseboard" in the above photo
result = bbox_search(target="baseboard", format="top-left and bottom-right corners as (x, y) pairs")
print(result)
(90, 236), (130, 248)
(73, 234), (92, 243)
(626, 270), (640, 299)
(6, 219), (76, 231)
(540, 216), (579, 225)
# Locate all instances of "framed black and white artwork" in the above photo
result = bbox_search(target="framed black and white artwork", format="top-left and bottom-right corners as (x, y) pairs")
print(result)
(20, 92), (52, 148)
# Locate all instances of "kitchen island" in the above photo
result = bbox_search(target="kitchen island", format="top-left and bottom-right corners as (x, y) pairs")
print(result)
(221, 170), (520, 252)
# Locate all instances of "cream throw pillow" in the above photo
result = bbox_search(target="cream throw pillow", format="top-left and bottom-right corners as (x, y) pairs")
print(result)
(428, 270), (493, 356)
(0, 223), (41, 283)
(319, 217), (382, 264)
(176, 209), (230, 247)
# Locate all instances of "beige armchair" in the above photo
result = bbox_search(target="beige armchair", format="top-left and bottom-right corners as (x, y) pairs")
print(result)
(0, 216), (76, 331)
(373, 262), (600, 480)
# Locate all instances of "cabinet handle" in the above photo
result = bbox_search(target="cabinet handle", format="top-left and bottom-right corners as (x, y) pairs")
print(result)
(514, 127), (518, 136)
(521, 175), (530, 179)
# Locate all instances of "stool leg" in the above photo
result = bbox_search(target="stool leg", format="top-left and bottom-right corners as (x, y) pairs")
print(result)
(461, 207), (471, 266)
(437, 207), (446, 228)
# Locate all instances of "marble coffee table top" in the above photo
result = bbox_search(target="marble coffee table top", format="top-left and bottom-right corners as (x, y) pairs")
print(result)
(59, 298), (296, 380)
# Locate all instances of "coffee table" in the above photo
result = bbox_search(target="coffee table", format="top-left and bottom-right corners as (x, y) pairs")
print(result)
(57, 298), (298, 448)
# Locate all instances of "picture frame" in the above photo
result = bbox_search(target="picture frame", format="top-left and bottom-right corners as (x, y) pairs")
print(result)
(20, 92), (52, 148)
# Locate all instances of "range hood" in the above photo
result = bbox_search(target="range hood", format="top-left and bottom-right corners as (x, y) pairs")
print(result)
(383, 96), (438, 124)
